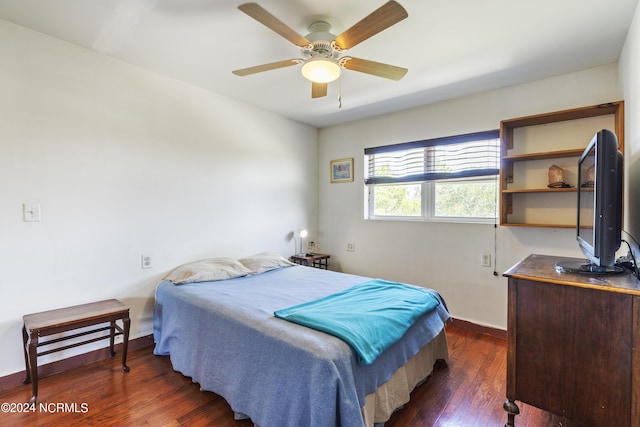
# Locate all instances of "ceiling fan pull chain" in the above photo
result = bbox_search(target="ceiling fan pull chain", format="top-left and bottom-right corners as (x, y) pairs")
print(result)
(338, 75), (342, 108)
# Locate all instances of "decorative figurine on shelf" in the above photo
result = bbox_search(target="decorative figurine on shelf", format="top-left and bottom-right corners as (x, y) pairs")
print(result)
(582, 165), (595, 187)
(547, 165), (573, 188)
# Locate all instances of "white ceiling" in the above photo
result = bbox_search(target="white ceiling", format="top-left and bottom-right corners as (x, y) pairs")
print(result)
(0, 0), (637, 128)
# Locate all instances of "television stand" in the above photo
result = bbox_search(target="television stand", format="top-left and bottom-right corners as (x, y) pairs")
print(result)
(504, 254), (640, 427)
(555, 259), (624, 274)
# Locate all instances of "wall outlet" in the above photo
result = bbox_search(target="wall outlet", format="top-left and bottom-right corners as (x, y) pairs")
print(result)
(347, 242), (355, 252)
(141, 254), (153, 269)
(481, 253), (492, 267)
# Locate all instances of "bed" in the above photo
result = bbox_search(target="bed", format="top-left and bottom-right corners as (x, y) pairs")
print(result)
(153, 254), (450, 427)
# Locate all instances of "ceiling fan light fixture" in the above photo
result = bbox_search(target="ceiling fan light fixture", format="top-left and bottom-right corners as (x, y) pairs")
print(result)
(301, 58), (341, 83)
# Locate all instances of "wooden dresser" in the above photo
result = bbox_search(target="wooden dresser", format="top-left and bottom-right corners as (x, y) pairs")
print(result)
(503, 254), (640, 427)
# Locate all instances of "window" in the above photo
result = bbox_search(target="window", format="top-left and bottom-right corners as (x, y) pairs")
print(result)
(365, 130), (500, 222)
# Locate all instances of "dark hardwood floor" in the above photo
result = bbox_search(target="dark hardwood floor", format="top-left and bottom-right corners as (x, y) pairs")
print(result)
(0, 324), (571, 426)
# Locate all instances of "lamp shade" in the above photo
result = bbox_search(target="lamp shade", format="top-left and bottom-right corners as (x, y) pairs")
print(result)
(301, 59), (341, 83)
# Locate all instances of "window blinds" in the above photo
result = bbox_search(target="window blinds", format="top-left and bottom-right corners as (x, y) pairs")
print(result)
(365, 130), (500, 185)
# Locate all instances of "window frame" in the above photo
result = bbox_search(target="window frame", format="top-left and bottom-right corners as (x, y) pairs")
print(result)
(365, 130), (500, 224)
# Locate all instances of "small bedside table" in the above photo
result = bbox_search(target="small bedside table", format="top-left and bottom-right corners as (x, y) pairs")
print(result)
(290, 253), (330, 269)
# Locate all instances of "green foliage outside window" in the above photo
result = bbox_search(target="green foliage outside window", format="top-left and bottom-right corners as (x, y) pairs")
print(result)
(371, 179), (497, 219)
(373, 184), (421, 216)
(434, 180), (497, 218)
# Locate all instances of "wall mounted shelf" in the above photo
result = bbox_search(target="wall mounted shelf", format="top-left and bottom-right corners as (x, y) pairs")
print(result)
(500, 101), (624, 228)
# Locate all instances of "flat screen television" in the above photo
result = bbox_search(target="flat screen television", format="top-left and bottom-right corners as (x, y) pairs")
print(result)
(557, 129), (623, 274)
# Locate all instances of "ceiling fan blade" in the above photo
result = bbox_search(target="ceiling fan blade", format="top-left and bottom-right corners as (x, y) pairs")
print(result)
(342, 57), (407, 80)
(334, 1), (408, 50)
(311, 82), (328, 98)
(238, 3), (311, 47)
(232, 59), (301, 76)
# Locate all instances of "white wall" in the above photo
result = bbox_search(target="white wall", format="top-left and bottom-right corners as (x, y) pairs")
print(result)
(620, 1), (640, 247)
(318, 63), (624, 330)
(0, 20), (318, 377)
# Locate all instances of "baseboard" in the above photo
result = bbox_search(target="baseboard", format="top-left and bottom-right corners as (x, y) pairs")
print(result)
(0, 334), (154, 392)
(449, 318), (506, 340)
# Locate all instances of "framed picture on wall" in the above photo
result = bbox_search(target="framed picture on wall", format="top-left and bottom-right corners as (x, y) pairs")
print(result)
(330, 158), (354, 183)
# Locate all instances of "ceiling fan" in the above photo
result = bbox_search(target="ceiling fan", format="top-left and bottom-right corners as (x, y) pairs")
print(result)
(232, 1), (408, 98)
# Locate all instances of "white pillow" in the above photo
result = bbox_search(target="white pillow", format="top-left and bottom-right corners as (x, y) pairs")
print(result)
(239, 252), (296, 274)
(164, 257), (252, 284)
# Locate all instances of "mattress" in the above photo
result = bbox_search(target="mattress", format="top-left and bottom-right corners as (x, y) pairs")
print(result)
(153, 265), (450, 427)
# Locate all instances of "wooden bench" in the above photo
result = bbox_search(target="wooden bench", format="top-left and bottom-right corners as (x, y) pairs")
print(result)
(22, 299), (130, 402)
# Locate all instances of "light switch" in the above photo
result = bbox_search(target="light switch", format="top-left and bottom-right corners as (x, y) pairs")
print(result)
(23, 203), (41, 222)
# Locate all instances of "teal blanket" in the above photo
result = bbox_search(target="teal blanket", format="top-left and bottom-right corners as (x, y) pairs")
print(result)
(274, 279), (441, 365)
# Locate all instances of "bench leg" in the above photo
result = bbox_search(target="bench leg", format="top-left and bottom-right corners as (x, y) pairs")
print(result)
(109, 321), (116, 357)
(22, 326), (31, 384)
(122, 316), (130, 372)
(25, 330), (39, 403)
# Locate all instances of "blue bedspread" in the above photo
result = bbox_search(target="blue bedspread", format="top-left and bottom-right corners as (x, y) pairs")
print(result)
(275, 279), (441, 365)
(154, 266), (450, 427)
